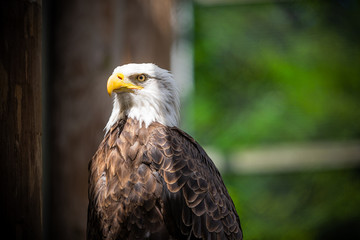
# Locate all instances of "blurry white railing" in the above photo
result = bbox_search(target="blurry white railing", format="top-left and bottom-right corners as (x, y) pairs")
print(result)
(206, 141), (360, 174)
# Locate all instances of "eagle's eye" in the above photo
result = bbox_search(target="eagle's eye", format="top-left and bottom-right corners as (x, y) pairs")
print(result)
(136, 74), (146, 82)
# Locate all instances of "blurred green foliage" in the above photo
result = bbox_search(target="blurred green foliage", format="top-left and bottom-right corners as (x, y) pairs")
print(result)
(223, 170), (360, 240)
(186, 0), (360, 151)
(188, 1), (360, 239)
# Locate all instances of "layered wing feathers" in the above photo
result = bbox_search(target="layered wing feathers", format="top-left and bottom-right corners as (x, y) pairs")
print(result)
(145, 126), (243, 240)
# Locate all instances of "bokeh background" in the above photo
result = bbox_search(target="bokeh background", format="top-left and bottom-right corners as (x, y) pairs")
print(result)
(189, 1), (360, 239)
(41, 0), (360, 239)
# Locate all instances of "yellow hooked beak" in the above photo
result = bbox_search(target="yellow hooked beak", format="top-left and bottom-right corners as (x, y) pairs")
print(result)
(107, 73), (144, 96)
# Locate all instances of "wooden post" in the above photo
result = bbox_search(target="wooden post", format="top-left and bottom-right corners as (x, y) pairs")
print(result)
(0, 1), (42, 239)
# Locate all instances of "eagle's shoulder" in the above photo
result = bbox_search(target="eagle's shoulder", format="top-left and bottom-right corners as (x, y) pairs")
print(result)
(144, 124), (243, 240)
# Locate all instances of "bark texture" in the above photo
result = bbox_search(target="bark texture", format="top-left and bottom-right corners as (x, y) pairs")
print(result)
(0, 1), (42, 239)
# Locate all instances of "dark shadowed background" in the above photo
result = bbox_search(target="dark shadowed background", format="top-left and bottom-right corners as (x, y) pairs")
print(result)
(1, 0), (360, 240)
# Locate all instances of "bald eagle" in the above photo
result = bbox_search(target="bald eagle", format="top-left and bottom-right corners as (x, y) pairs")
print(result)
(87, 63), (243, 240)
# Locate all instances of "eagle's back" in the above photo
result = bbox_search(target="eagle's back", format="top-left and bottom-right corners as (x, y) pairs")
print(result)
(87, 118), (242, 240)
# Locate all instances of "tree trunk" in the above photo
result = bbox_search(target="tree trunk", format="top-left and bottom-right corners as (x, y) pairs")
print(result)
(0, 1), (42, 239)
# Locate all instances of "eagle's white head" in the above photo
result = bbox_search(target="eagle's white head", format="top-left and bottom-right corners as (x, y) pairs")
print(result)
(105, 63), (180, 133)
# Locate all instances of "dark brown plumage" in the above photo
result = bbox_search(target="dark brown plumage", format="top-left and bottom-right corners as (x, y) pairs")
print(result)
(87, 63), (242, 239)
(87, 117), (243, 240)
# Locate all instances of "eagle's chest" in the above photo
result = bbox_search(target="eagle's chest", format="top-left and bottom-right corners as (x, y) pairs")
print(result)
(91, 121), (165, 229)
(100, 157), (162, 212)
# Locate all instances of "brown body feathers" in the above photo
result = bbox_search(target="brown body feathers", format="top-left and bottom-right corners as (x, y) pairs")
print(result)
(87, 118), (243, 239)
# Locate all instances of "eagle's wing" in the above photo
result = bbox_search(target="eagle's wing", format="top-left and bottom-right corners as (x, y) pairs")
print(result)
(144, 126), (243, 240)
